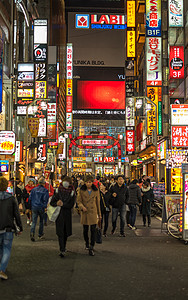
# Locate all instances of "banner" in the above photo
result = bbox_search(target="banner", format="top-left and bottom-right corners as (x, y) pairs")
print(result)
(169, 0), (183, 27)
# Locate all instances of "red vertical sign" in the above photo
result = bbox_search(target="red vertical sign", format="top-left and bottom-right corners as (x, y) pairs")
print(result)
(169, 46), (184, 79)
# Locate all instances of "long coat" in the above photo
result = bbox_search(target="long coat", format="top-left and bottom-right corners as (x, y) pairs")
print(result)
(77, 184), (101, 225)
(50, 184), (75, 237)
(141, 186), (154, 215)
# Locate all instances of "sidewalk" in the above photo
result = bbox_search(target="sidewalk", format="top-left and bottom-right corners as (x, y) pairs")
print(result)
(1, 213), (188, 300)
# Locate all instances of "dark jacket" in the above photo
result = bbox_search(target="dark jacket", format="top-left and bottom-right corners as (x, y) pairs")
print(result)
(100, 191), (111, 214)
(50, 184), (75, 237)
(29, 185), (49, 209)
(127, 184), (142, 205)
(0, 191), (23, 232)
(110, 183), (129, 208)
(16, 186), (23, 205)
(141, 186), (154, 215)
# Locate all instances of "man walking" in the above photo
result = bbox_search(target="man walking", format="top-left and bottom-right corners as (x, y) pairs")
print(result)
(29, 177), (49, 241)
(110, 175), (129, 237)
(127, 179), (142, 230)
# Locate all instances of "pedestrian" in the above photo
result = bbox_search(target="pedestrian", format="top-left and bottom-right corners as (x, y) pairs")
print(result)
(127, 179), (142, 230)
(99, 183), (111, 237)
(23, 178), (36, 225)
(29, 177), (49, 242)
(0, 177), (23, 280)
(16, 181), (24, 215)
(141, 181), (154, 227)
(93, 174), (102, 189)
(109, 175), (129, 237)
(77, 175), (102, 256)
(37, 175), (54, 226)
(50, 176), (75, 258)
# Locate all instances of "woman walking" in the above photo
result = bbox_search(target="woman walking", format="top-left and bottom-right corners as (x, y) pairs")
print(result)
(141, 181), (154, 227)
(23, 178), (36, 225)
(100, 184), (111, 237)
(77, 175), (101, 256)
(50, 176), (75, 258)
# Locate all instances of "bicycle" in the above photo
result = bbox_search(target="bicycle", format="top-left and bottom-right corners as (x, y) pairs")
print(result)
(166, 213), (183, 240)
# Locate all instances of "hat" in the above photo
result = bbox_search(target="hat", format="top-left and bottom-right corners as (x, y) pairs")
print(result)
(28, 178), (36, 184)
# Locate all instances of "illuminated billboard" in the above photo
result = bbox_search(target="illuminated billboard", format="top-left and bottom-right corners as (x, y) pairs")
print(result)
(75, 14), (126, 30)
(147, 86), (162, 135)
(127, 1), (135, 27)
(169, 46), (184, 79)
(146, 0), (161, 37)
(127, 31), (136, 58)
(146, 37), (162, 86)
(77, 81), (125, 110)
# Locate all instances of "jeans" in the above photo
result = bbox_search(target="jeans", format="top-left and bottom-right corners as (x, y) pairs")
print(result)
(30, 208), (45, 237)
(112, 204), (126, 234)
(101, 212), (110, 234)
(83, 224), (96, 248)
(0, 232), (14, 272)
(129, 204), (137, 227)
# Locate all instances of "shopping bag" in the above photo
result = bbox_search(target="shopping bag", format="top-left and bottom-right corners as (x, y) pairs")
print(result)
(47, 205), (61, 222)
(95, 227), (102, 244)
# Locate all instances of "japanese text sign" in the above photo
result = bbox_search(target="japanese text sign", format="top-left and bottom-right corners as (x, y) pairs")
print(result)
(169, 46), (184, 79)
(28, 118), (40, 137)
(37, 143), (47, 162)
(0, 131), (15, 155)
(171, 105), (188, 125)
(126, 127), (135, 155)
(147, 86), (162, 135)
(146, 37), (162, 86)
(126, 97), (135, 127)
(171, 126), (188, 147)
(127, 1), (135, 27)
(146, 0), (161, 37)
(127, 30), (135, 58)
(67, 44), (73, 80)
(35, 81), (47, 98)
(166, 150), (188, 168)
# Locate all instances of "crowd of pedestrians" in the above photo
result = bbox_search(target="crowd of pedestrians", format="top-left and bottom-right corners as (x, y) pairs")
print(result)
(0, 173), (155, 280)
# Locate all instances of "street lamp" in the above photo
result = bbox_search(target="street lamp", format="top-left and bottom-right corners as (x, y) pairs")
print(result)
(135, 96), (158, 183)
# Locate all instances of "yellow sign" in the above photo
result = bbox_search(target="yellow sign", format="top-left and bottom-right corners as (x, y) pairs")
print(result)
(35, 81), (47, 98)
(132, 160), (137, 166)
(17, 89), (34, 98)
(28, 118), (40, 137)
(127, 30), (135, 58)
(171, 168), (182, 194)
(127, 1), (135, 27)
(66, 79), (72, 96)
(147, 87), (161, 135)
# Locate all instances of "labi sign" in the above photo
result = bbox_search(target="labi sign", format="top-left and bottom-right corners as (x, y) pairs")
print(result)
(75, 14), (127, 30)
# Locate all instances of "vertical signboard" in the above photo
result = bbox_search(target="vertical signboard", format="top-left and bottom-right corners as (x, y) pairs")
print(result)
(146, 37), (162, 86)
(147, 86), (162, 135)
(66, 44), (73, 131)
(127, 1), (135, 27)
(169, 46), (184, 79)
(183, 174), (188, 240)
(169, 0), (183, 27)
(146, 0), (161, 37)
(126, 97), (135, 127)
(127, 30), (136, 58)
(126, 127), (135, 155)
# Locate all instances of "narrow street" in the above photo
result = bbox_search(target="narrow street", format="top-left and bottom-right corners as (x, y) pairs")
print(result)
(1, 214), (188, 300)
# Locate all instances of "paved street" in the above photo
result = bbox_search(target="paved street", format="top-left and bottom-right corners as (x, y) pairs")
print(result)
(1, 213), (188, 300)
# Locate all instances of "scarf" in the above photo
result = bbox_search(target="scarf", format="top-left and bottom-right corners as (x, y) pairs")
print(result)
(141, 186), (151, 193)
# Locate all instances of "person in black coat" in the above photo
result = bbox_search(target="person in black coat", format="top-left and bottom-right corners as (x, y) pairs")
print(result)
(100, 183), (111, 237)
(50, 176), (75, 258)
(109, 175), (129, 237)
(141, 181), (154, 227)
(127, 179), (142, 230)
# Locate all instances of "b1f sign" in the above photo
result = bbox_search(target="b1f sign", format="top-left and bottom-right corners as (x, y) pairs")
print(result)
(169, 46), (184, 79)
(146, 0), (161, 37)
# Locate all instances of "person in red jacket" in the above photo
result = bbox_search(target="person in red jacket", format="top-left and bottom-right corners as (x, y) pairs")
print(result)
(23, 178), (36, 225)
(38, 175), (54, 225)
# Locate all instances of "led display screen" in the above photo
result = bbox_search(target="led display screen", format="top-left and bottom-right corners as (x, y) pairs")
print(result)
(77, 81), (125, 110)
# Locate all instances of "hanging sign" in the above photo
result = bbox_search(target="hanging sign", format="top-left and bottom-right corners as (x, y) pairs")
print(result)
(146, 37), (162, 86)
(0, 131), (16, 155)
(146, 0), (161, 37)
(0, 160), (9, 172)
(126, 97), (135, 126)
(37, 143), (47, 162)
(169, 46), (184, 79)
(169, 0), (183, 27)
(171, 126), (188, 147)
(15, 141), (23, 162)
(126, 127), (135, 155)
(127, 30), (136, 58)
(127, 1), (135, 27)
(28, 118), (40, 137)
(171, 105), (188, 125)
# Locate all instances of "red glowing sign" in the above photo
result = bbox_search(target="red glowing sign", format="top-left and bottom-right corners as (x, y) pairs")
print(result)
(77, 81), (125, 110)
(126, 128), (135, 155)
(169, 46), (184, 79)
(171, 126), (188, 147)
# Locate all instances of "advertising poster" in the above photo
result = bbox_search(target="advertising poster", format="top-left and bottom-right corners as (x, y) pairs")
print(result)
(0, 131), (15, 155)
(184, 174), (188, 230)
(146, 0), (161, 37)
(165, 195), (180, 220)
(146, 37), (162, 86)
(0, 160), (9, 172)
(169, 46), (184, 79)
(169, 0), (183, 27)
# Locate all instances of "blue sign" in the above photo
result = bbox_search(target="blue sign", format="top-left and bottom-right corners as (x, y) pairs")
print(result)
(0, 160), (9, 172)
(146, 0), (161, 37)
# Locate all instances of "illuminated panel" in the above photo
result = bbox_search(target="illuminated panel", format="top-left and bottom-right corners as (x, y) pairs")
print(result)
(127, 30), (136, 58)
(77, 81), (125, 110)
(66, 44), (73, 131)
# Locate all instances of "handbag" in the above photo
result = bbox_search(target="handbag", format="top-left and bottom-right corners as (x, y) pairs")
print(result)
(95, 227), (102, 244)
(47, 205), (61, 222)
